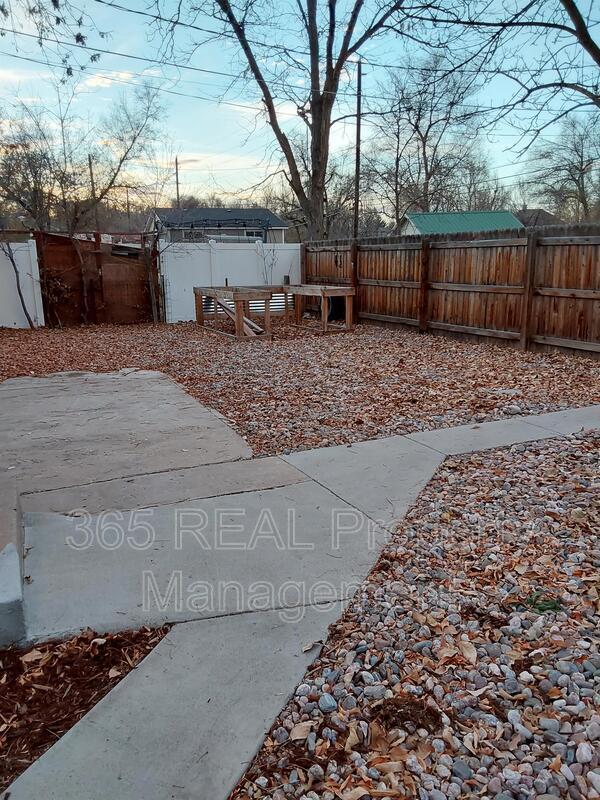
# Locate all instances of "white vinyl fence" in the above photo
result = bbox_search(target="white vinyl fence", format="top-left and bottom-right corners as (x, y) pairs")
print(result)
(0, 239), (44, 328)
(159, 240), (301, 322)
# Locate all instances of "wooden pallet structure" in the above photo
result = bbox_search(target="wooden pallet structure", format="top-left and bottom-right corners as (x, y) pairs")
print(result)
(194, 286), (275, 339)
(193, 284), (356, 340)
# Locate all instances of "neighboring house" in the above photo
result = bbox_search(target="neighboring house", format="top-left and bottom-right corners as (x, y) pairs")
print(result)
(149, 207), (289, 243)
(514, 208), (564, 227)
(398, 210), (524, 236)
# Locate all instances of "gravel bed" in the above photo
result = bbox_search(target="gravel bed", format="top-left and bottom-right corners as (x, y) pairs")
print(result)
(230, 432), (599, 800)
(0, 322), (598, 455)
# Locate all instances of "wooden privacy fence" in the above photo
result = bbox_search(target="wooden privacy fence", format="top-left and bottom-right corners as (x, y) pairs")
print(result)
(303, 225), (600, 353)
(35, 232), (159, 327)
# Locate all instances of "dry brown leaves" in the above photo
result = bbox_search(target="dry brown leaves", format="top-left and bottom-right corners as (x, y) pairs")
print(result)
(0, 321), (598, 456)
(0, 626), (169, 791)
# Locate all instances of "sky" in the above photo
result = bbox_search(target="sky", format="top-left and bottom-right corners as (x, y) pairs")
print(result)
(0, 0), (593, 206)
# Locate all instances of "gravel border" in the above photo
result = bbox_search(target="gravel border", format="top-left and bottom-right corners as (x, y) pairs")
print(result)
(230, 432), (600, 800)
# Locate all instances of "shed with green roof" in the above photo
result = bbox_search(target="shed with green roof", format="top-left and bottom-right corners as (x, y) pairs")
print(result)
(400, 210), (524, 236)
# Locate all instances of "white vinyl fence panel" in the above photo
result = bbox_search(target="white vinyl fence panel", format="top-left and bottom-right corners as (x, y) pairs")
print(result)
(159, 240), (301, 322)
(0, 240), (44, 328)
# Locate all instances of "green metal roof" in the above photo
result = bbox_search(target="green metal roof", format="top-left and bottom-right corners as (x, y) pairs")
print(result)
(406, 210), (524, 235)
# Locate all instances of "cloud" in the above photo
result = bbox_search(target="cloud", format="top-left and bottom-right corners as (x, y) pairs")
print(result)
(0, 67), (50, 83)
(164, 150), (268, 172)
(83, 71), (134, 88)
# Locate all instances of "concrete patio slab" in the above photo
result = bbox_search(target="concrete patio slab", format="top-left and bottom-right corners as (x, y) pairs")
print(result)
(6, 604), (342, 800)
(23, 480), (382, 641)
(405, 417), (558, 455)
(1, 370), (252, 492)
(282, 435), (444, 528)
(21, 456), (306, 514)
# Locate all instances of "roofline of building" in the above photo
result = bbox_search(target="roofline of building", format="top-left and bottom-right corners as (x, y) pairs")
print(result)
(151, 209), (288, 228)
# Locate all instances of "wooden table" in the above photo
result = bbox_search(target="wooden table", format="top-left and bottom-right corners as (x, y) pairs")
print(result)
(282, 284), (355, 333)
(193, 286), (276, 340)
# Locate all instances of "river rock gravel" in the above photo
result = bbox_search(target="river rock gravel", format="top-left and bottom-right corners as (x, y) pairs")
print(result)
(230, 431), (600, 800)
(0, 322), (598, 455)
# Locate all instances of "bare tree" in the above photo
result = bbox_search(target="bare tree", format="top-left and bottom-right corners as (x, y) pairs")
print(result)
(455, 155), (514, 211)
(364, 57), (497, 228)
(149, 0), (444, 239)
(407, 0), (599, 141)
(0, 81), (161, 235)
(169, 192), (226, 208)
(527, 114), (600, 221)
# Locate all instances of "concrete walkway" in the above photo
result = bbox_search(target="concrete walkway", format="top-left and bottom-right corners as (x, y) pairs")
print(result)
(1, 370), (598, 800)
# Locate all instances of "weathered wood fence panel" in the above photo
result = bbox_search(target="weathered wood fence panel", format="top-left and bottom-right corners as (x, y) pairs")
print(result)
(304, 225), (600, 354)
(35, 232), (156, 327)
(531, 237), (600, 349)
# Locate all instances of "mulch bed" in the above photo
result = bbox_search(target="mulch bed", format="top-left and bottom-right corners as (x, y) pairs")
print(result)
(0, 626), (169, 792)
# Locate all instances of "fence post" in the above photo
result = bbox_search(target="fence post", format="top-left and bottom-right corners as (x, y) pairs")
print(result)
(418, 238), (430, 333)
(520, 232), (538, 351)
(300, 242), (307, 284)
(350, 238), (359, 320)
(92, 230), (104, 323)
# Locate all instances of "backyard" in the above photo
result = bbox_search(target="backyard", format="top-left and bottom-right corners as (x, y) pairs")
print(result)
(0, 320), (598, 799)
(0, 321), (598, 454)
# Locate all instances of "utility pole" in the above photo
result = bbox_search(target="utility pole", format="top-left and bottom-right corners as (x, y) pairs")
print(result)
(175, 156), (181, 209)
(352, 58), (362, 240)
(88, 153), (100, 232)
(126, 187), (131, 231)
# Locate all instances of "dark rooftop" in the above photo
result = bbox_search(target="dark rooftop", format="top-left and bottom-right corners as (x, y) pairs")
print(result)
(514, 208), (564, 227)
(154, 207), (288, 229)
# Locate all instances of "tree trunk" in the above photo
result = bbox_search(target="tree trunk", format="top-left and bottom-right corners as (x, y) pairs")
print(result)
(2, 240), (35, 328)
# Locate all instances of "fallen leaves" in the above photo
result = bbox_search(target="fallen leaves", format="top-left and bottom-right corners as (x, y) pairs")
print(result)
(289, 721), (313, 741)
(458, 639), (478, 665)
(20, 648), (44, 664)
(0, 321), (598, 456)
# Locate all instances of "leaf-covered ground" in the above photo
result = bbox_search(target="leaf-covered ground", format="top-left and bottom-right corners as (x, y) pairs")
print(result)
(0, 322), (597, 455)
(230, 432), (600, 800)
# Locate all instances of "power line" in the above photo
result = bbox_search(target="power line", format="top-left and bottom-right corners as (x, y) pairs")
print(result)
(130, 161), (269, 172)
(0, 49), (300, 116)
(1, 24), (597, 117)
(91, 0), (598, 78)
(0, 40), (592, 126)
(92, 0), (310, 58)
(0, 25), (245, 80)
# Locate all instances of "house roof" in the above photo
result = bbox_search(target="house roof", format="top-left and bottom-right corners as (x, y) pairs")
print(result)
(514, 208), (563, 227)
(405, 210), (524, 235)
(154, 207), (288, 229)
